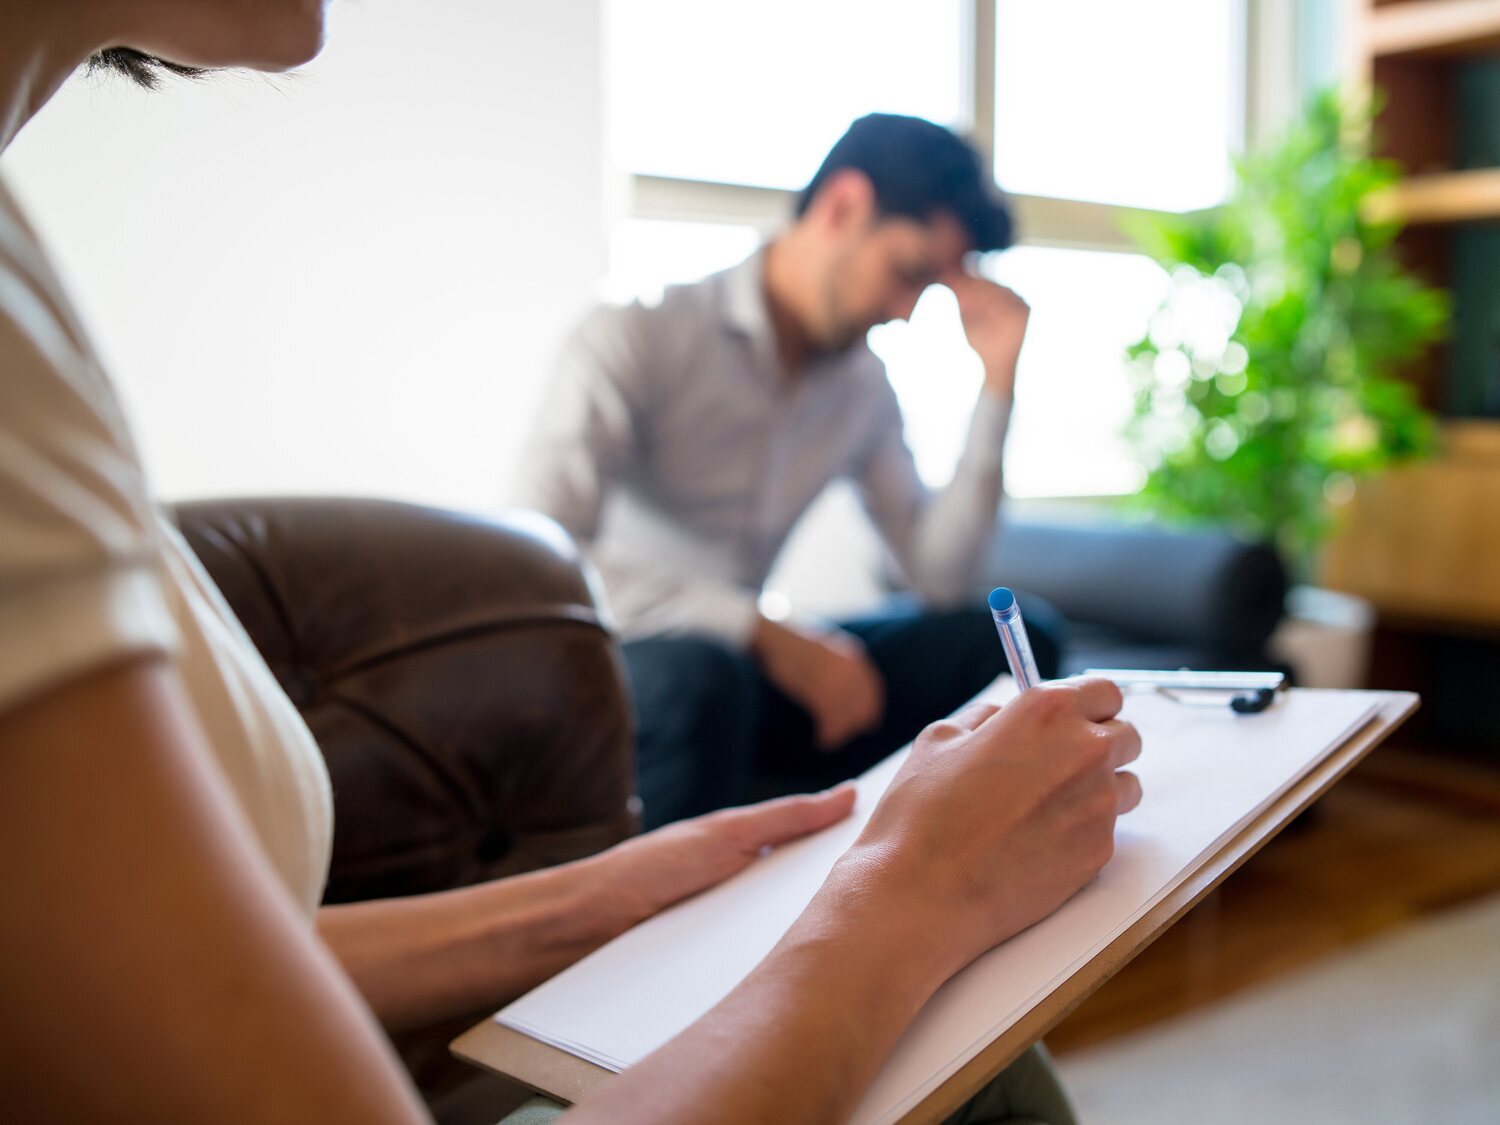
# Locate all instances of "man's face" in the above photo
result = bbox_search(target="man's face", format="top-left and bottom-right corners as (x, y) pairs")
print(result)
(816, 211), (972, 351)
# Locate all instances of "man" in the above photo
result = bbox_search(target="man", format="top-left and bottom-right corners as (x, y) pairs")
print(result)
(519, 114), (1057, 828)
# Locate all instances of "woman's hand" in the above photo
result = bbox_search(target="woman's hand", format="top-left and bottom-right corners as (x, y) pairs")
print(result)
(823, 678), (1143, 982)
(318, 786), (856, 1033)
(563, 680), (1141, 1125)
(589, 786), (858, 932)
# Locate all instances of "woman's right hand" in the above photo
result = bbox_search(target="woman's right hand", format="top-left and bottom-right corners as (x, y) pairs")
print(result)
(564, 679), (1143, 1125)
(823, 678), (1142, 982)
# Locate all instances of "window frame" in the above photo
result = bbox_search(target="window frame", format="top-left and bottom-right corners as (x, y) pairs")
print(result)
(618, 1), (1306, 248)
(609, 0), (1310, 499)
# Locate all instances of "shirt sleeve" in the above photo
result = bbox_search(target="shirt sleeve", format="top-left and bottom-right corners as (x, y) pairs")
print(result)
(512, 303), (760, 646)
(853, 379), (1012, 607)
(512, 304), (645, 545)
(0, 267), (178, 715)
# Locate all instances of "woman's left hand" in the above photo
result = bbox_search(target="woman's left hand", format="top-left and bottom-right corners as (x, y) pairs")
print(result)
(589, 786), (858, 931)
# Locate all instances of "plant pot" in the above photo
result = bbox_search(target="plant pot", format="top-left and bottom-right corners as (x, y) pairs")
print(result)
(1268, 586), (1376, 689)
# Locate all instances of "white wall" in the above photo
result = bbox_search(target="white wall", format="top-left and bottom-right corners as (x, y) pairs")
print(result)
(1, 0), (606, 510)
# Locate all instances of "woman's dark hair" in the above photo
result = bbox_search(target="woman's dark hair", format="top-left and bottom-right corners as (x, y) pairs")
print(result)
(87, 48), (205, 90)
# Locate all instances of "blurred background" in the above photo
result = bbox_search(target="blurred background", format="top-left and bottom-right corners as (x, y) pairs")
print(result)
(2, 0), (1306, 509)
(0, 0), (1340, 615)
(4, 2), (1498, 1121)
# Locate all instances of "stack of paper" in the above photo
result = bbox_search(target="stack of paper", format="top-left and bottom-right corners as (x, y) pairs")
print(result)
(492, 685), (1382, 1125)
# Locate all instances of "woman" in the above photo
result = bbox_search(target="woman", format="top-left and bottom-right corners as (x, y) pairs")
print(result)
(0, 3), (1142, 1122)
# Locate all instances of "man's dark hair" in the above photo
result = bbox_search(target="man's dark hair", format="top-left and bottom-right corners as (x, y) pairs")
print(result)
(87, 48), (205, 90)
(796, 113), (1014, 252)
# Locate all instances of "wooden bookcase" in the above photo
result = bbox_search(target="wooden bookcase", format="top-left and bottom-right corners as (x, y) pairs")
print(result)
(1322, 0), (1500, 648)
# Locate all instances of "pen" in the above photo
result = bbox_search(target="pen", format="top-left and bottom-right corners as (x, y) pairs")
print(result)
(988, 586), (1042, 692)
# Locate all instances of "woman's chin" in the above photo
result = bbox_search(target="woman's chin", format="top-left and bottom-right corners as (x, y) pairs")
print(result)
(265, 1), (331, 66)
(255, 28), (327, 71)
(220, 16), (328, 71)
(131, 2), (330, 73)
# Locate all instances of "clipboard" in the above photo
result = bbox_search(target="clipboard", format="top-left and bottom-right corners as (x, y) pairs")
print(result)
(452, 689), (1419, 1122)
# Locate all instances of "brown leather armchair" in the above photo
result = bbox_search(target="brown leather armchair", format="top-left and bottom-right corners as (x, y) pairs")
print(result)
(173, 497), (637, 904)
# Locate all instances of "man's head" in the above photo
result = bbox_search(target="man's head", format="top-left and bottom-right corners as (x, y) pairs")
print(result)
(784, 114), (1013, 351)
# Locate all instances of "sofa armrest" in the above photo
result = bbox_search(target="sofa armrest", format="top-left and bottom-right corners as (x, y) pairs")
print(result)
(173, 497), (636, 904)
(982, 516), (1288, 659)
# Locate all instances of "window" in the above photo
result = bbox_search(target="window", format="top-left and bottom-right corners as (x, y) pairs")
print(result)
(605, 219), (761, 305)
(993, 1), (1240, 212)
(608, 0), (966, 190)
(605, 1), (1266, 498)
(872, 249), (1169, 497)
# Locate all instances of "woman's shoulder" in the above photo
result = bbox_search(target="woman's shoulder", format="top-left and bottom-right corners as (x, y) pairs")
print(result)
(0, 178), (140, 449)
(0, 179), (177, 717)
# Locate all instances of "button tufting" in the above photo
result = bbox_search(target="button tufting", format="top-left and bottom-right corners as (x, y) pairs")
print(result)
(280, 665), (320, 709)
(475, 828), (512, 864)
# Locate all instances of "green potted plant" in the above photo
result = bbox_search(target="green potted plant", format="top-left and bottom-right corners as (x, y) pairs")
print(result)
(1122, 90), (1448, 685)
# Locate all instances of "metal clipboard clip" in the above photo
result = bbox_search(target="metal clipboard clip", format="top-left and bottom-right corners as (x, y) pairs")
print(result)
(1081, 669), (1287, 715)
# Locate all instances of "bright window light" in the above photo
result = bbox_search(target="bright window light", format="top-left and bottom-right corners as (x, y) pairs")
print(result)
(993, 0), (1239, 212)
(875, 247), (1169, 498)
(606, 219), (763, 305)
(607, 0), (966, 189)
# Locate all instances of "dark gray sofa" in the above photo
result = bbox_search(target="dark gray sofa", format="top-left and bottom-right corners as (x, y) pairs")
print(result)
(981, 516), (1290, 677)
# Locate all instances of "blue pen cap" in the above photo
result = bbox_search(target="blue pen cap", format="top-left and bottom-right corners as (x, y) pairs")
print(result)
(988, 586), (1041, 690)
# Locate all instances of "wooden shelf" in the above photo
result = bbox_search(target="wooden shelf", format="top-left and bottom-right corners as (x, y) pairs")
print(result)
(1322, 421), (1500, 629)
(1366, 166), (1500, 223)
(1335, 5), (1500, 638)
(1369, 0), (1500, 59)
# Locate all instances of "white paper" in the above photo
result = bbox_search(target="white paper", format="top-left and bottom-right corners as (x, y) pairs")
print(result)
(495, 685), (1384, 1124)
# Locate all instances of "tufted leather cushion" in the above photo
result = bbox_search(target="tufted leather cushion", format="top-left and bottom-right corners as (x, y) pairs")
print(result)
(173, 497), (636, 904)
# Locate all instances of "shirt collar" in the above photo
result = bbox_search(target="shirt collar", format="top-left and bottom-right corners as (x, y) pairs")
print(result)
(717, 245), (870, 386)
(719, 247), (774, 345)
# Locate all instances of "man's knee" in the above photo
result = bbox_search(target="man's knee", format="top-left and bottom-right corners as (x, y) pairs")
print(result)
(843, 596), (1063, 721)
(622, 635), (761, 827)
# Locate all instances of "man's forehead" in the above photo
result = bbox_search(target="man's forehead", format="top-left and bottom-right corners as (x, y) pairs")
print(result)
(878, 211), (973, 265)
(925, 211), (974, 263)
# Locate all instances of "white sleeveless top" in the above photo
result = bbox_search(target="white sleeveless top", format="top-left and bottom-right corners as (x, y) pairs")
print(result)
(0, 179), (332, 917)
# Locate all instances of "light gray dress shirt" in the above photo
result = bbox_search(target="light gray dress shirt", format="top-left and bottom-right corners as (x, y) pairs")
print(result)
(515, 250), (1012, 645)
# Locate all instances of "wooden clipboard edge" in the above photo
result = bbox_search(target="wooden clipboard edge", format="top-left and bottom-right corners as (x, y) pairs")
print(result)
(451, 691), (1419, 1118)
(450, 1019), (613, 1105)
(898, 690), (1419, 1124)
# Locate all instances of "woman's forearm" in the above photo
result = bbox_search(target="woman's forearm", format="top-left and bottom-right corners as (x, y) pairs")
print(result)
(318, 790), (862, 1036)
(562, 855), (957, 1125)
(318, 856), (632, 1034)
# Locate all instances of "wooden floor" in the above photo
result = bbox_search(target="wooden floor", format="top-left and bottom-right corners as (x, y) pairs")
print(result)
(1048, 738), (1500, 1055)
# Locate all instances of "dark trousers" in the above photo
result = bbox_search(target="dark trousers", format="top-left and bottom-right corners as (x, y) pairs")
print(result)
(623, 597), (1062, 830)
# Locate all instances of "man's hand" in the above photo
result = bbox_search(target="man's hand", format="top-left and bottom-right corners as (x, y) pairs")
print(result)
(823, 678), (1142, 980)
(751, 616), (885, 751)
(591, 787), (858, 930)
(946, 271), (1030, 399)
